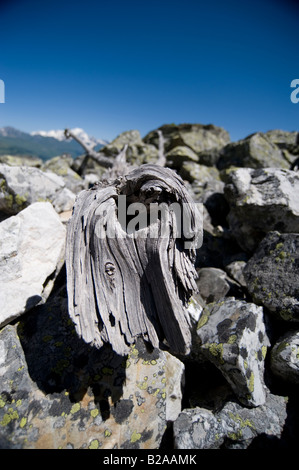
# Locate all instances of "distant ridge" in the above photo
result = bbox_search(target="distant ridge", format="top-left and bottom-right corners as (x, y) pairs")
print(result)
(0, 126), (107, 160)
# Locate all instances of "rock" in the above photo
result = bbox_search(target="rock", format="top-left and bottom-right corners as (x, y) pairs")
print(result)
(270, 331), (299, 384)
(179, 163), (227, 226)
(217, 132), (290, 170)
(0, 292), (185, 449)
(42, 154), (85, 194)
(0, 164), (76, 215)
(223, 167), (299, 252)
(264, 129), (299, 154)
(225, 260), (247, 287)
(0, 202), (66, 328)
(143, 123), (230, 154)
(196, 298), (269, 406)
(0, 154), (43, 168)
(173, 393), (287, 449)
(165, 146), (198, 169)
(196, 268), (231, 303)
(244, 232), (299, 322)
(102, 130), (159, 165)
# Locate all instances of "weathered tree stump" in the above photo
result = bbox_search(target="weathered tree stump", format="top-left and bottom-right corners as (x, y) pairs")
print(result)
(65, 132), (203, 356)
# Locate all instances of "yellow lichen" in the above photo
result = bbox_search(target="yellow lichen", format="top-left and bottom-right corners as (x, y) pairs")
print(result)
(130, 430), (141, 443)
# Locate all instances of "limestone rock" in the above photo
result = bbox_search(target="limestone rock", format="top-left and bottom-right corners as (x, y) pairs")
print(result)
(218, 132), (290, 170)
(0, 163), (76, 215)
(0, 202), (66, 328)
(270, 331), (299, 384)
(0, 292), (185, 449)
(173, 393), (287, 449)
(143, 123), (230, 154)
(244, 232), (299, 322)
(196, 298), (269, 406)
(223, 167), (299, 252)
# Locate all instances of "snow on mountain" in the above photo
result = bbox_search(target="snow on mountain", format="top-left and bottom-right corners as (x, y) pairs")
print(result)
(31, 128), (108, 147)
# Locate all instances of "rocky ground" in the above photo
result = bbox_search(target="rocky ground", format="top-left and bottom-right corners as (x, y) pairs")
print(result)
(0, 123), (298, 449)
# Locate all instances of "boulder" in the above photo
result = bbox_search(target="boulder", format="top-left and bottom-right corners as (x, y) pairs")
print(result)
(0, 154), (43, 168)
(244, 232), (299, 322)
(270, 331), (299, 384)
(42, 154), (85, 194)
(196, 298), (269, 406)
(143, 123), (230, 154)
(173, 393), (287, 449)
(223, 167), (299, 252)
(0, 292), (185, 449)
(217, 132), (290, 170)
(0, 202), (66, 328)
(165, 146), (198, 170)
(102, 130), (159, 165)
(0, 164), (76, 215)
(264, 129), (299, 154)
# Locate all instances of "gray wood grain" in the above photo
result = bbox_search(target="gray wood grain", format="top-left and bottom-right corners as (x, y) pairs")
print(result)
(66, 164), (202, 356)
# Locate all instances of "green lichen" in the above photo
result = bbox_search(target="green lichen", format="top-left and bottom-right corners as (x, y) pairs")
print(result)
(90, 408), (99, 418)
(4, 193), (13, 209)
(197, 311), (210, 329)
(204, 342), (224, 364)
(89, 439), (99, 449)
(130, 430), (141, 443)
(70, 403), (80, 414)
(20, 417), (27, 428)
(248, 372), (255, 393)
(15, 193), (28, 207)
(228, 335), (237, 344)
(261, 346), (267, 359)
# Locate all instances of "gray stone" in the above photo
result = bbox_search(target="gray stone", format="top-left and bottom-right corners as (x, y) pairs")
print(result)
(0, 164), (76, 215)
(173, 393), (287, 449)
(196, 268), (231, 303)
(223, 167), (299, 252)
(196, 298), (269, 406)
(0, 154), (43, 168)
(244, 232), (299, 322)
(0, 202), (66, 328)
(270, 331), (299, 384)
(143, 123), (230, 154)
(42, 154), (86, 194)
(0, 294), (184, 449)
(165, 146), (198, 169)
(218, 132), (290, 170)
(102, 130), (159, 165)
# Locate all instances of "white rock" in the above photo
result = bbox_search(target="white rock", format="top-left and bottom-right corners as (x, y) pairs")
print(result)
(0, 202), (66, 328)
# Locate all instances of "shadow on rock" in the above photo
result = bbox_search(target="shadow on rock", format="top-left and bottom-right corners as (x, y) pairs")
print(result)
(17, 281), (127, 422)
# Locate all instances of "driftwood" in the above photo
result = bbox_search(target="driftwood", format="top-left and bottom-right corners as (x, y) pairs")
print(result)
(66, 163), (203, 356)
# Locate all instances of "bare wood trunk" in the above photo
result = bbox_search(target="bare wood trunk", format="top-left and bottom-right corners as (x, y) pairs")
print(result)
(66, 163), (202, 356)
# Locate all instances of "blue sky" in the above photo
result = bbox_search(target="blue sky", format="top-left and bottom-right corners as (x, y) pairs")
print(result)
(0, 0), (298, 142)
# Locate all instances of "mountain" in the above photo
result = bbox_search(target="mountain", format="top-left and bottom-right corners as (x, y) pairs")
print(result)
(0, 126), (107, 161)
(31, 127), (108, 148)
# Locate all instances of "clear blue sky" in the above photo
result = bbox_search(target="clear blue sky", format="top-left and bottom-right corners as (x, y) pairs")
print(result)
(0, 0), (298, 142)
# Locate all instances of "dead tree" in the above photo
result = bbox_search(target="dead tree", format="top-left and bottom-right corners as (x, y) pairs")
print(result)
(64, 128), (115, 173)
(65, 130), (202, 356)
